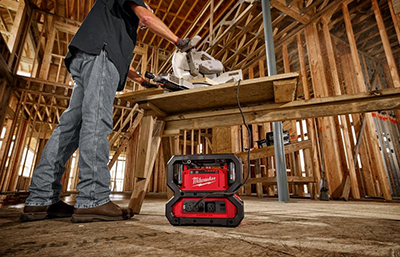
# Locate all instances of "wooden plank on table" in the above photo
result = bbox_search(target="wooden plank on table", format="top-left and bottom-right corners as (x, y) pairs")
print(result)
(133, 73), (299, 114)
(189, 77), (218, 85)
(273, 78), (298, 103)
(115, 88), (164, 99)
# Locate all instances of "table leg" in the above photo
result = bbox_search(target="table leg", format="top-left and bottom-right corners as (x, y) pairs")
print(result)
(129, 112), (165, 214)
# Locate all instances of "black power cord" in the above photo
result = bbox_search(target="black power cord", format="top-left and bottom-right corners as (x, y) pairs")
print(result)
(192, 79), (251, 209)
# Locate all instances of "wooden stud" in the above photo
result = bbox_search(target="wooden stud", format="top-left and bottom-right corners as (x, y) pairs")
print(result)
(389, 0), (400, 46)
(109, 112), (143, 170)
(321, 16), (360, 199)
(0, 92), (27, 191)
(0, 119), (13, 189)
(305, 22), (345, 198)
(371, 0), (400, 87)
(342, 3), (392, 200)
(39, 17), (56, 80)
(183, 130), (187, 155)
(6, 0), (25, 53)
(282, 42), (305, 197)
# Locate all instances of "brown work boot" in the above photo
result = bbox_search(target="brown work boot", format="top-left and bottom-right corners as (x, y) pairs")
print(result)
(20, 200), (74, 222)
(71, 201), (133, 223)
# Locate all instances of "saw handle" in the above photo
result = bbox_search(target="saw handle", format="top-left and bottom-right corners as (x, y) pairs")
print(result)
(145, 71), (156, 80)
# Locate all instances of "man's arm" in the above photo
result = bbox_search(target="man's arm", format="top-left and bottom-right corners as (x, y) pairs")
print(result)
(129, 3), (179, 44)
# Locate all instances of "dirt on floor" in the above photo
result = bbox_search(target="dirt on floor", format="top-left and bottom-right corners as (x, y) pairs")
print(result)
(0, 194), (399, 257)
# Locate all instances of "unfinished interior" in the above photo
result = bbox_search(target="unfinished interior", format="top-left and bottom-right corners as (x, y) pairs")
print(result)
(0, 0), (400, 256)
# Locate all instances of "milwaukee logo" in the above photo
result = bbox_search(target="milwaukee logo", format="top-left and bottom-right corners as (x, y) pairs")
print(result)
(192, 176), (216, 187)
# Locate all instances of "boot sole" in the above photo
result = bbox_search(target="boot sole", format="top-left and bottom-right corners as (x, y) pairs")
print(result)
(71, 214), (132, 223)
(47, 212), (73, 218)
(20, 212), (73, 222)
(20, 212), (48, 222)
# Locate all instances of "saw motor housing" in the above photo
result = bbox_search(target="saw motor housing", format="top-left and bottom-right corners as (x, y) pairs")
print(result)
(166, 154), (244, 227)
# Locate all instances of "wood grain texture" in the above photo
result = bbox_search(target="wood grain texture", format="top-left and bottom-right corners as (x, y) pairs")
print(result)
(133, 73), (299, 114)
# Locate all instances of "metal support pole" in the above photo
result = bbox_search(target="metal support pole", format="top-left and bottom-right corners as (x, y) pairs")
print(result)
(261, 0), (290, 202)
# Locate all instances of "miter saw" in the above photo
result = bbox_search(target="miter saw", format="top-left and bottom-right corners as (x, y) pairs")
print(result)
(145, 36), (243, 91)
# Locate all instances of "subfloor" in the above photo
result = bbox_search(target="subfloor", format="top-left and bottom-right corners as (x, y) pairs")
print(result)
(0, 193), (399, 257)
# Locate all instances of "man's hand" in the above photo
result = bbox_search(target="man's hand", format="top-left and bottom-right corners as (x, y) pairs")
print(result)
(127, 67), (159, 89)
(141, 80), (159, 89)
(175, 38), (191, 52)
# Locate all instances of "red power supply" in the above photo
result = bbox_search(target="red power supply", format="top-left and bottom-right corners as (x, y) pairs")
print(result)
(166, 154), (244, 227)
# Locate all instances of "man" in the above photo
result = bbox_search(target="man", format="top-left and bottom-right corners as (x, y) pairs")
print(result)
(21, 0), (189, 222)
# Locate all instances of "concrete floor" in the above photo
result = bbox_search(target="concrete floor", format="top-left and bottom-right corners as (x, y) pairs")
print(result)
(0, 194), (399, 257)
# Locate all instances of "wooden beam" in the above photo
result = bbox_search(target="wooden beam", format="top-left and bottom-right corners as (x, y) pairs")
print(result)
(130, 118), (165, 213)
(231, 0), (355, 72)
(6, 0), (25, 53)
(305, 21), (346, 198)
(389, 0), (400, 45)
(248, 176), (315, 185)
(0, 54), (13, 83)
(371, 0), (400, 87)
(297, 32), (321, 195)
(53, 20), (79, 34)
(39, 17), (56, 80)
(164, 88), (400, 130)
(270, 0), (310, 24)
(237, 140), (311, 161)
(133, 73), (299, 114)
(0, 0), (19, 11)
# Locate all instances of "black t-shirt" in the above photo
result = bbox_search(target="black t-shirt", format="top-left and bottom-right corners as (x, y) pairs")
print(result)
(65, 0), (146, 91)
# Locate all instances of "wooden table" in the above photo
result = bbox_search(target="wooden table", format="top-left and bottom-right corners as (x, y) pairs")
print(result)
(118, 72), (400, 213)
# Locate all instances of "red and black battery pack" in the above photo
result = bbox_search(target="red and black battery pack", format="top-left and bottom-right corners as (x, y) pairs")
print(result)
(166, 154), (244, 227)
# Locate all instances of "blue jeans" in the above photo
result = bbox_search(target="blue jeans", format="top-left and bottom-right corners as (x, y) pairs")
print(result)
(25, 50), (119, 208)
